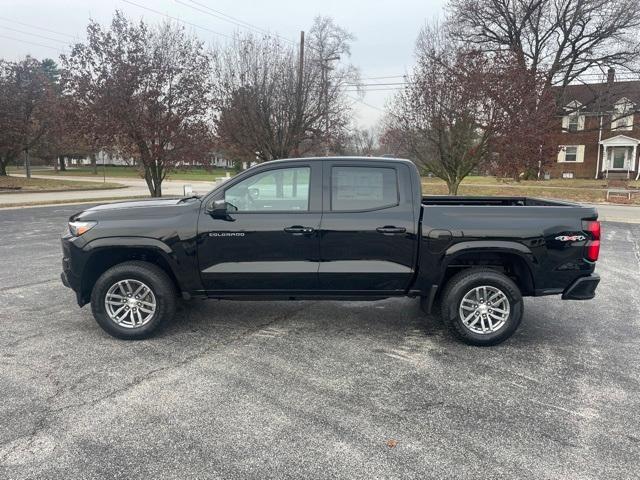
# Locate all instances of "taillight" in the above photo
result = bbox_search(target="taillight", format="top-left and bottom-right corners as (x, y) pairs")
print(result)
(583, 220), (600, 262)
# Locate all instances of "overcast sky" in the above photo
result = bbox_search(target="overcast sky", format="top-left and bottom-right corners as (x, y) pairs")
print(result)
(0, 0), (446, 128)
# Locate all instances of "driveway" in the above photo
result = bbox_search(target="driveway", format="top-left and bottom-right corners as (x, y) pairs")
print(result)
(0, 205), (639, 479)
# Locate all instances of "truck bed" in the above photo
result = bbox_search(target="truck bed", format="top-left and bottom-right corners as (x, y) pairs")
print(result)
(422, 196), (576, 207)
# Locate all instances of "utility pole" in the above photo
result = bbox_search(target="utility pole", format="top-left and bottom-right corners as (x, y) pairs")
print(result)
(293, 31), (305, 158)
(297, 31), (304, 108)
(321, 55), (340, 156)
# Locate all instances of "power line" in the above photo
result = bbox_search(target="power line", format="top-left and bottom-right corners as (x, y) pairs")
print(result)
(347, 94), (385, 112)
(346, 82), (410, 87)
(0, 34), (65, 53)
(359, 75), (407, 80)
(122, 0), (233, 39)
(174, 0), (296, 45)
(181, 0), (271, 36)
(345, 87), (405, 92)
(0, 16), (78, 39)
(0, 26), (72, 45)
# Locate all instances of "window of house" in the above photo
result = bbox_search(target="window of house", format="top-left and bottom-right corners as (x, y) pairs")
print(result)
(613, 98), (634, 131)
(563, 101), (583, 131)
(564, 146), (578, 162)
(225, 167), (310, 212)
(567, 114), (579, 132)
(331, 166), (398, 211)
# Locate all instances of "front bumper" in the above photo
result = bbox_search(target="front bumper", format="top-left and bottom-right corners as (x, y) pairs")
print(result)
(61, 271), (70, 288)
(61, 235), (88, 306)
(562, 274), (600, 300)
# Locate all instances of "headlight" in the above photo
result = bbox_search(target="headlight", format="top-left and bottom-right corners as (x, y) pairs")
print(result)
(68, 221), (97, 236)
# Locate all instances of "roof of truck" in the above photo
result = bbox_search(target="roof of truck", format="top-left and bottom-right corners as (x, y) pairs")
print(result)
(263, 156), (415, 165)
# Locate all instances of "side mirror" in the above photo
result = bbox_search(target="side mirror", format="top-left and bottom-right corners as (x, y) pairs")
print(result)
(207, 199), (228, 219)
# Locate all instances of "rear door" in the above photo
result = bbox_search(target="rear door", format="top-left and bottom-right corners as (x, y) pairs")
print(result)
(318, 160), (417, 293)
(197, 162), (322, 293)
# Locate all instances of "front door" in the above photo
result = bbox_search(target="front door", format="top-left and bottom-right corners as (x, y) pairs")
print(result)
(612, 147), (627, 169)
(197, 162), (322, 293)
(318, 160), (417, 293)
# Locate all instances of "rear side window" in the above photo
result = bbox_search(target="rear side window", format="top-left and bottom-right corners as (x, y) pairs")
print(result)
(331, 166), (399, 211)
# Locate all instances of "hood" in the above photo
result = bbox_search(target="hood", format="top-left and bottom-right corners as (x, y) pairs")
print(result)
(85, 198), (186, 211)
(70, 197), (201, 221)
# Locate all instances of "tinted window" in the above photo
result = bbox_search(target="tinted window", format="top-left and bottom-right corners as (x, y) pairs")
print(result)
(225, 167), (310, 212)
(331, 166), (398, 211)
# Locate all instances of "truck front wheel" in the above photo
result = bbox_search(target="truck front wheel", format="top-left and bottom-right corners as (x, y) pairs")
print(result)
(440, 268), (523, 346)
(90, 261), (177, 340)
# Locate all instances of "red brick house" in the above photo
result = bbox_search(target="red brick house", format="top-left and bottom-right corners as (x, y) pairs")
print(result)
(548, 69), (640, 179)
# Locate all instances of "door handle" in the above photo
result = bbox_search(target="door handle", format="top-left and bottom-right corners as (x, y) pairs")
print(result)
(376, 226), (406, 235)
(284, 225), (315, 235)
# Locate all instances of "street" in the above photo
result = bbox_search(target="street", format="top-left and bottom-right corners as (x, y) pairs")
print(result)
(1, 205), (639, 479)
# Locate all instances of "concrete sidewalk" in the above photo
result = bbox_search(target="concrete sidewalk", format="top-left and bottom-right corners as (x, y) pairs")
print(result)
(0, 174), (223, 207)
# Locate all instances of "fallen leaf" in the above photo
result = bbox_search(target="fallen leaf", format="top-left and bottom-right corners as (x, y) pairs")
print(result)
(386, 439), (398, 449)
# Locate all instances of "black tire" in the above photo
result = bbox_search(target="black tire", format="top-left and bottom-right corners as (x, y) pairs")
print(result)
(440, 268), (523, 346)
(90, 261), (177, 340)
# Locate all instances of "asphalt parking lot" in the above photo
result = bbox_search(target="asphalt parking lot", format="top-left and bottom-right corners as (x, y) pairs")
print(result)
(1, 205), (639, 479)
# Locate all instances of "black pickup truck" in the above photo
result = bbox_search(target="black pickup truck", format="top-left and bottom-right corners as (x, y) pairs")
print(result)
(61, 157), (600, 346)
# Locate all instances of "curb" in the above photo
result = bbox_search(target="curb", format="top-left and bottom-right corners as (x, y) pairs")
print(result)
(0, 185), (127, 194)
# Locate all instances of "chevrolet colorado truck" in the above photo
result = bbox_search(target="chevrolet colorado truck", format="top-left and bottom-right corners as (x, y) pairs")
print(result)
(61, 157), (601, 346)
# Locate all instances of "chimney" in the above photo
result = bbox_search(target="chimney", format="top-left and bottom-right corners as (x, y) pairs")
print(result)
(607, 67), (615, 85)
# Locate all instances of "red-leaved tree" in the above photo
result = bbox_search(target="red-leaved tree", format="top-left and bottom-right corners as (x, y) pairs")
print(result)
(62, 12), (215, 196)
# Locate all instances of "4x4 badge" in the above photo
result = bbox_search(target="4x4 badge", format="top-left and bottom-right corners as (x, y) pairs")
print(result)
(555, 235), (586, 242)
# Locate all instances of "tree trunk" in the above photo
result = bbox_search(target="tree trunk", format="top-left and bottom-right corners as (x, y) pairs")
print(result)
(447, 179), (461, 195)
(0, 160), (7, 176)
(91, 153), (98, 174)
(59, 156), (66, 171)
(54, 156), (59, 172)
(143, 160), (163, 197)
(24, 149), (31, 179)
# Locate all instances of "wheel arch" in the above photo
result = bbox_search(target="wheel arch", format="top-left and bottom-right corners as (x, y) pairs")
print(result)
(79, 239), (180, 306)
(439, 241), (536, 296)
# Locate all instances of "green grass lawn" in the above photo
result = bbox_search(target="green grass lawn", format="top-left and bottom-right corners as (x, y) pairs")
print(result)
(6, 165), (638, 204)
(421, 178), (640, 204)
(420, 175), (636, 189)
(8, 165), (234, 181)
(0, 175), (123, 192)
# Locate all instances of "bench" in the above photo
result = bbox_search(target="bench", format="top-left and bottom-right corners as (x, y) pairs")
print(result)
(606, 180), (634, 202)
(606, 188), (632, 201)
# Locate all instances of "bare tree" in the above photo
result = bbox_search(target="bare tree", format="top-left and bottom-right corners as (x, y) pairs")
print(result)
(483, 54), (558, 179)
(340, 127), (378, 156)
(62, 12), (215, 197)
(211, 16), (358, 162)
(0, 57), (56, 176)
(448, 0), (640, 88)
(385, 24), (498, 194)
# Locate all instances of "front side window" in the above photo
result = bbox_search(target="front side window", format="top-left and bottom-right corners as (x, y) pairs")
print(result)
(331, 166), (398, 211)
(564, 146), (578, 162)
(225, 167), (310, 212)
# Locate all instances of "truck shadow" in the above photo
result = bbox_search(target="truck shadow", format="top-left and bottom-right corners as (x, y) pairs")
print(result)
(157, 296), (563, 349)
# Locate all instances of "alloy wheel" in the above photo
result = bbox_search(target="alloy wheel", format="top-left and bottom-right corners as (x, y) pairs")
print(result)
(458, 285), (510, 334)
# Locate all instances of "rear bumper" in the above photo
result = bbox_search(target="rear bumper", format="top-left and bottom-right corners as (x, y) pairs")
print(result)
(562, 274), (600, 300)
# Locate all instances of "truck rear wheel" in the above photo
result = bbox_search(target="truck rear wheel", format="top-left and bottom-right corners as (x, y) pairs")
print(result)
(90, 261), (176, 340)
(440, 268), (523, 346)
